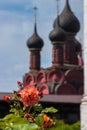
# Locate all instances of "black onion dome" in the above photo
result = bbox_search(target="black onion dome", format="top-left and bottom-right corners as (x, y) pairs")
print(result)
(49, 16), (66, 42)
(74, 39), (82, 52)
(59, 0), (80, 34)
(27, 23), (44, 49)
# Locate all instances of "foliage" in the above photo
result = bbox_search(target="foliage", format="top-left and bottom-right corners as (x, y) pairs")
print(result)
(0, 81), (80, 130)
(0, 82), (57, 130)
(0, 114), (39, 130)
(0, 115), (80, 130)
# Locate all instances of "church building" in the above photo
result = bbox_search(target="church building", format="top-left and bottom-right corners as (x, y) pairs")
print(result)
(22, 0), (84, 123)
(0, 0), (83, 123)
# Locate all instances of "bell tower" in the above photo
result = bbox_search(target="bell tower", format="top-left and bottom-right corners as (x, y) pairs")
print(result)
(27, 7), (44, 71)
(49, 0), (66, 66)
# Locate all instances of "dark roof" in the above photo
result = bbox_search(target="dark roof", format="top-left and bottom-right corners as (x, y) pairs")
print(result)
(0, 92), (82, 104)
(59, 0), (80, 34)
(49, 16), (66, 42)
(40, 95), (83, 104)
(27, 23), (44, 50)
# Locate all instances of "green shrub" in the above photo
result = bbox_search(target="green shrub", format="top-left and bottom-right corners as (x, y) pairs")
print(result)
(49, 120), (80, 130)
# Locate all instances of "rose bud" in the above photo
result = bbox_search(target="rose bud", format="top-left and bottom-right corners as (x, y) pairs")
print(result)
(38, 91), (43, 97)
(24, 113), (30, 119)
(3, 96), (10, 101)
(17, 81), (22, 86)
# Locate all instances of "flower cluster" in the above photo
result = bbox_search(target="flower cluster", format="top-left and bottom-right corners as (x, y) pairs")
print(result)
(42, 114), (56, 128)
(3, 81), (57, 130)
(19, 85), (39, 106)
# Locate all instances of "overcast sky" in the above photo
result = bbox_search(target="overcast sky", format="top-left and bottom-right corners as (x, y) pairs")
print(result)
(0, 0), (83, 92)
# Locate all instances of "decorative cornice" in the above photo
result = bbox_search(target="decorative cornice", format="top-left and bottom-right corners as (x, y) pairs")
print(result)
(52, 41), (65, 44)
(29, 48), (41, 51)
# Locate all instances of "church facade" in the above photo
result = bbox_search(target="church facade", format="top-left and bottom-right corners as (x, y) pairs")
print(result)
(23, 0), (83, 96)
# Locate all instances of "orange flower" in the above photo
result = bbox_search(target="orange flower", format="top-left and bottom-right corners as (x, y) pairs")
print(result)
(43, 114), (56, 128)
(19, 85), (39, 106)
(3, 95), (10, 101)
(43, 114), (50, 122)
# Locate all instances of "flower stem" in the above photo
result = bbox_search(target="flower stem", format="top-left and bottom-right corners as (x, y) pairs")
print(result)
(28, 105), (32, 113)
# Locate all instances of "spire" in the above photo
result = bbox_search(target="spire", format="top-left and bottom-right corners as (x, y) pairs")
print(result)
(49, 0), (66, 42)
(53, 0), (60, 28)
(59, 0), (80, 34)
(27, 6), (44, 50)
(56, 0), (59, 16)
(66, 0), (72, 12)
(66, 0), (69, 5)
(33, 6), (37, 33)
(55, 0), (60, 26)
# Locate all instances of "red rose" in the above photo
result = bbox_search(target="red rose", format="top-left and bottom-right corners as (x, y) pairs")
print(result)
(3, 96), (10, 101)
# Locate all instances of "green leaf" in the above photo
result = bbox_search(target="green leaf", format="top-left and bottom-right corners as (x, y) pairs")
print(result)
(0, 119), (7, 129)
(33, 104), (43, 113)
(2, 114), (29, 126)
(10, 108), (18, 113)
(5, 123), (40, 130)
(35, 115), (44, 127)
(41, 107), (58, 114)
